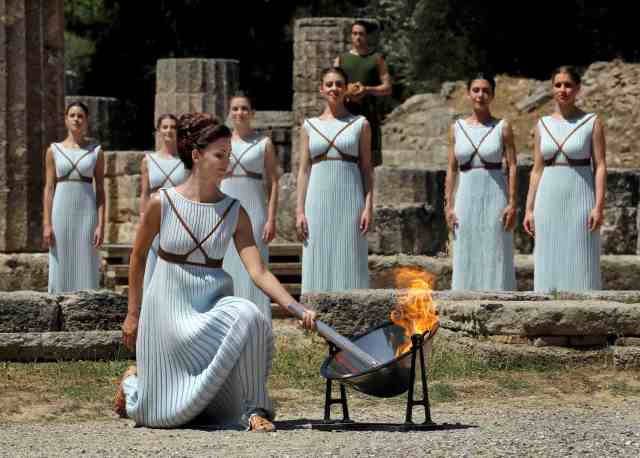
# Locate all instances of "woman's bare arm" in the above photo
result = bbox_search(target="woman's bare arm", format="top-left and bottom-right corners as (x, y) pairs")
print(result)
(263, 138), (279, 243)
(42, 147), (57, 248)
(590, 116), (607, 231)
(122, 195), (161, 350)
(295, 127), (311, 241)
(93, 149), (106, 247)
(502, 120), (518, 230)
(139, 155), (150, 218)
(358, 119), (374, 234)
(444, 125), (459, 229)
(523, 126), (545, 237)
(235, 207), (315, 328)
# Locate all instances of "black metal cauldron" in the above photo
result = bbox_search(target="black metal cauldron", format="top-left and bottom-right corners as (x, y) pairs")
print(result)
(320, 321), (437, 398)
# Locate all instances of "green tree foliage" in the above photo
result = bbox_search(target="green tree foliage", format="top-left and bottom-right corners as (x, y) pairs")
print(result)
(368, 0), (639, 97)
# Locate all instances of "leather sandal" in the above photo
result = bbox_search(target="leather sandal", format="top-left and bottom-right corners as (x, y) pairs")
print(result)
(248, 414), (276, 432)
(113, 365), (137, 418)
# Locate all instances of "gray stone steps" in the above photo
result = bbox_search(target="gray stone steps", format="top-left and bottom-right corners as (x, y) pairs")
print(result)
(302, 288), (640, 368)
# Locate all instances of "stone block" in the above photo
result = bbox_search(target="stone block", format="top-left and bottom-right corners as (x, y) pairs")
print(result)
(303, 289), (400, 337)
(274, 173), (297, 243)
(488, 335), (530, 345)
(0, 291), (60, 332)
(304, 289), (640, 338)
(601, 255), (640, 290)
(0, 331), (133, 362)
(614, 337), (640, 347)
(104, 151), (145, 177)
(601, 206), (638, 254)
(155, 58), (240, 125)
(369, 255), (451, 290)
(59, 289), (127, 331)
(105, 221), (138, 245)
(568, 335), (608, 347)
(105, 175), (141, 222)
(368, 204), (448, 256)
(442, 329), (611, 367)
(613, 346), (640, 369)
(375, 167), (446, 208)
(0, 253), (49, 291)
(532, 336), (570, 347)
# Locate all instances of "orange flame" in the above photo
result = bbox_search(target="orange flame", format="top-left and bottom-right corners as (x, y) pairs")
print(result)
(390, 267), (439, 356)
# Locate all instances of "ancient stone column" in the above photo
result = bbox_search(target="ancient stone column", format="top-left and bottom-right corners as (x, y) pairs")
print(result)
(64, 96), (126, 150)
(292, 17), (379, 173)
(155, 58), (240, 126)
(0, 0), (65, 253)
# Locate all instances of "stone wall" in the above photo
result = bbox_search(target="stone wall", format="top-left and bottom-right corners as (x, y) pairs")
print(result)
(303, 289), (640, 368)
(0, 290), (132, 361)
(104, 151), (144, 244)
(0, 1), (65, 252)
(155, 59), (240, 129)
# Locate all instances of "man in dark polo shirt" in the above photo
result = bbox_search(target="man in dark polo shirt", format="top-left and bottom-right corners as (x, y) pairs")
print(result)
(334, 20), (392, 167)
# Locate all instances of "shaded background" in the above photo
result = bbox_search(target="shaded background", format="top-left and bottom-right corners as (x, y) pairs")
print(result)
(64, 0), (639, 149)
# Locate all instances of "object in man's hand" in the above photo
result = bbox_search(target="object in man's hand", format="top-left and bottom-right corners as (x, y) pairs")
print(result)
(346, 82), (365, 103)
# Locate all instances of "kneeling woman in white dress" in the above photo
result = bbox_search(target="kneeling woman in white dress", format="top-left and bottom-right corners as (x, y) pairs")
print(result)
(116, 113), (316, 432)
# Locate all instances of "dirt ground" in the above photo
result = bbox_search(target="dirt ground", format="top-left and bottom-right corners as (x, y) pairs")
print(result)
(2, 321), (640, 457)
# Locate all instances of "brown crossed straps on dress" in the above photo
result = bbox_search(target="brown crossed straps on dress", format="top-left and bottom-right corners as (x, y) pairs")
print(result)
(306, 117), (361, 165)
(224, 139), (264, 180)
(455, 120), (502, 172)
(52, 143), (97, 183)
(539, 114), (597, 167)
(147, 154), (184, 192)
(157, 189), (237, 269)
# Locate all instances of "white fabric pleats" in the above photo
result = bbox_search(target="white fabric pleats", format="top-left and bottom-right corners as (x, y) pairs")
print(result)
(301, 115), (369, 293)
(451, 119), (516, 290)
(533, 114), (601, 292)
(220, 135), (270, 318)
(48, 143), (100, 293)
(142, 153), (189, 292)
(124, 188), (273, 428)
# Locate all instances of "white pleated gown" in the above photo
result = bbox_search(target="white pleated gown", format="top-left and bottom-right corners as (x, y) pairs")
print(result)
(533, 114), (601, 292)
(301, 115), (369, 293)
(142, 153), (189, 291)
(48, 143), (101, 293)
(451, 119), (516, 291)
(220, 135), (270, 319)
(123, 188), (274, 428)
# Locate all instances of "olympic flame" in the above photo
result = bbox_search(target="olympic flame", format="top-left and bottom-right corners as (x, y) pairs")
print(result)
(390, 267), (439, 356)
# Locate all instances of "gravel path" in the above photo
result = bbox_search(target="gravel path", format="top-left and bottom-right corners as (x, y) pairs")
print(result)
(2, 398), (639, 457)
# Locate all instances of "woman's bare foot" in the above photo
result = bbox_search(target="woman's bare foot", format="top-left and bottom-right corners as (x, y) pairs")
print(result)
(248, 414), (276, 432)
(113, 365), (137, 418)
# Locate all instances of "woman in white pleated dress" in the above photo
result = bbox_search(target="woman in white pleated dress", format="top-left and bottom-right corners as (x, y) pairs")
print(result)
(524, 66), (606, 292)
(116, 113), (316, 432)
(445, 74), (517, 290)
(139, 114), (189, 290)
(296, 67), (374, 293)
(43, 101), (105, 293)
(221, 95), (279, 319)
